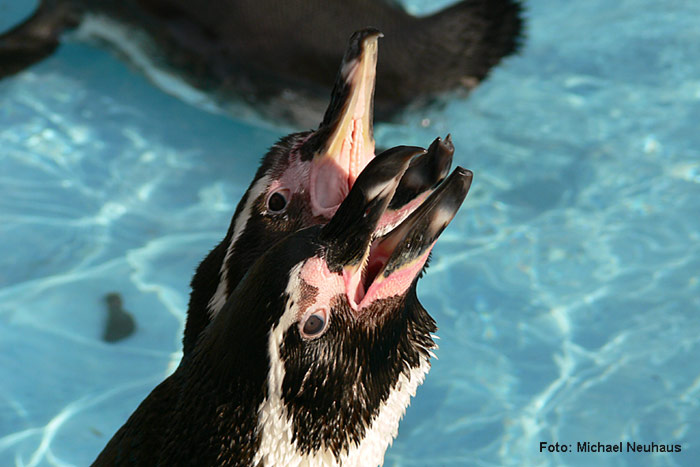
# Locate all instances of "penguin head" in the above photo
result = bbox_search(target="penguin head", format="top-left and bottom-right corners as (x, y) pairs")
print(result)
(222, 28), (383, 266)
(189, 29), (454, 355)
(196, 145), (472, 465)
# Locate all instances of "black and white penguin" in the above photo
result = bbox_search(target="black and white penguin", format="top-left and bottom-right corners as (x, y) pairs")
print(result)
(182, 29), (453, 356)
(92, 137), (473, 466)
(0, 0), (524, 124)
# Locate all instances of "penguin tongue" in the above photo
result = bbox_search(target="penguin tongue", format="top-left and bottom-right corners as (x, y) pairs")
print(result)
(303, 29), (381, 218)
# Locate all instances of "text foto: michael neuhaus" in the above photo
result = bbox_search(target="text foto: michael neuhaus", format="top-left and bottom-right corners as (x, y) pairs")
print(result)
(540, 441), (682, 453)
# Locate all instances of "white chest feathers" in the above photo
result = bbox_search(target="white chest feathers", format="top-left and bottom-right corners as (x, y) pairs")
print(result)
(255, 358), (430, 467)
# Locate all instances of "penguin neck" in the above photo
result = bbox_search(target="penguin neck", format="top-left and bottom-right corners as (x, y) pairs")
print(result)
(255, 351), (432, 467)
(254, 289), (437, 466)
(183, 173), (274, 355)
(167, 257), (296, 463)
(183, 231), (439, 465)
(183, 132), (313, 355)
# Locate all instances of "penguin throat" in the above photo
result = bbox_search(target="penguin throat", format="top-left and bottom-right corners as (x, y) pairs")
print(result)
(357, 241), (390, 304)
(345, 197), (431, 309)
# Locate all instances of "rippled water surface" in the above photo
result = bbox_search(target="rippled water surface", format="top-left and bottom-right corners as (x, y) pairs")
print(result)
(1, 0), (699, 465)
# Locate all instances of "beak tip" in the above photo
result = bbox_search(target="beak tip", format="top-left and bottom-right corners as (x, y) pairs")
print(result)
(456, 166), (473, 177)
(441, 135), (455, 153)
(356, 28), (384, 41)
(451, 167), (474, 196)
(346, 28), (383, 61)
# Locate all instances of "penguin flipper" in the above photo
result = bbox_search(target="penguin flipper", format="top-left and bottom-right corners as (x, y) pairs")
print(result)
(422, 0), (524, 82)
(0, 0), (80, 79)
(377, 0), (525, 114)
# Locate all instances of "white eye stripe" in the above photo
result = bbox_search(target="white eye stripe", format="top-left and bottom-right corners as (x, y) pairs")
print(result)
(207, 175), (271, 318)
(255, 262), (304, 465)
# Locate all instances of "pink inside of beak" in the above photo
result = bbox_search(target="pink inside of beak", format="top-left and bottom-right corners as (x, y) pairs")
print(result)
(310, 118), (374, 219)
(310, 157), (351, 218)
(361, 246), (432, 307)
(343, 243), (434, 312)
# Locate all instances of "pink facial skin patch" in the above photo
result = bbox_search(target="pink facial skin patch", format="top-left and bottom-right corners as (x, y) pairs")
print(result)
(298, 257), (345, 320)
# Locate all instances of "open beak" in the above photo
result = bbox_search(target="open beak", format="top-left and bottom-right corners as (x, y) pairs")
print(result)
(377, 135), (454, 236)
(390, 135), (454, 211)
(324, 161), (473, 310)
(369, 168), (472, 286)
(301, 28), (454, 232)
(302, 28), (381, 218)
(320, 145), (423, 270)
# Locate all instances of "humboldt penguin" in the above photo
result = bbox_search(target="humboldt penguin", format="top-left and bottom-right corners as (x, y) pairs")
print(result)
(181, 29), (453, 357)
(0, 0), (524, 125)
(92, 135), (473, 466)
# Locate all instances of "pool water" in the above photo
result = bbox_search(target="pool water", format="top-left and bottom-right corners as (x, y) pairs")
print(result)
(1, 0), (699, 466)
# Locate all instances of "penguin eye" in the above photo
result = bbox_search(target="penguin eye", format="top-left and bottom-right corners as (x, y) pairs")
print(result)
(267, 189), (290, 213)
(300, 309), (328, 338)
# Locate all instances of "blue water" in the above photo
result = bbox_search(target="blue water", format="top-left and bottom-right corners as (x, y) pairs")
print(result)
(1, 0), (699, 465)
